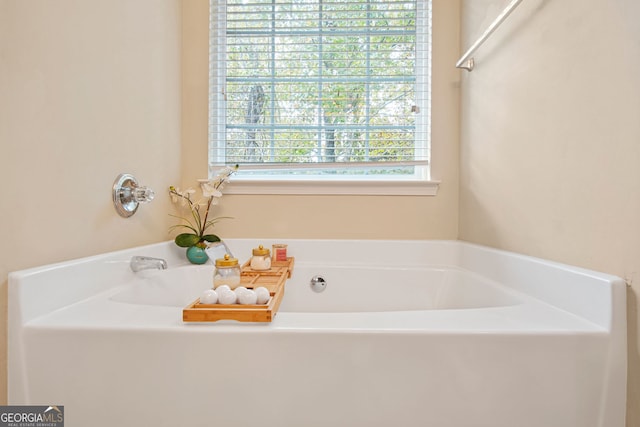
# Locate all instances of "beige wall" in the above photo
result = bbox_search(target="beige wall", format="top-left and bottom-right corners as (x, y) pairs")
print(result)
(0, 0), (182, 403)
(458, 0), (640, 424)
(182, 0), (461, 240)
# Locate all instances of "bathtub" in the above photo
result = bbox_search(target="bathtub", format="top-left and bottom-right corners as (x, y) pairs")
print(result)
(8, 239), (627, 427)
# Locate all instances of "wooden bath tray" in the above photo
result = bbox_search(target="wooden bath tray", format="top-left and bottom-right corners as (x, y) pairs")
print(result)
(182, 258), (294, 323)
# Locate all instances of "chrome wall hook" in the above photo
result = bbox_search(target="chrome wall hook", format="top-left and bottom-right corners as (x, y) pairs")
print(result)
(112, 173), (155, 218)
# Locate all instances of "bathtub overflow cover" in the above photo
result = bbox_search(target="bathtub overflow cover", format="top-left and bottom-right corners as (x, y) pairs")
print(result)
(310, 276), (327, 293)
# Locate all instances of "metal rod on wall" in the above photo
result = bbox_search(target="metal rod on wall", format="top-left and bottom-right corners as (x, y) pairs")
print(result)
(456, 0), (525, 71)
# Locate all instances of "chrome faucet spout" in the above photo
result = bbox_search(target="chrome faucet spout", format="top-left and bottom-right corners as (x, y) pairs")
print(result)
(130, 256), (168, 272)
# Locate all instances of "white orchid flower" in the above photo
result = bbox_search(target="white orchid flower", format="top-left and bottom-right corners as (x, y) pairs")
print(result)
(178, 188), (195, 206)
(194, 198), (209, 208)
(201, 181), (223, 198)
(169, 186), (193, 204)
(169, 187), (180, 203)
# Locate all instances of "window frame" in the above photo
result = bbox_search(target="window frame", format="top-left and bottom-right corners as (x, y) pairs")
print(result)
(209, 0), (438, 196)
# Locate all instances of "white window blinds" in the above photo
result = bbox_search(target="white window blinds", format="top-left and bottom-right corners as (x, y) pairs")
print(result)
(209, 0), (431, 178)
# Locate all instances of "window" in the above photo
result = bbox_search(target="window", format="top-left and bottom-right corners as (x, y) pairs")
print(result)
(209, 0), (434, 194)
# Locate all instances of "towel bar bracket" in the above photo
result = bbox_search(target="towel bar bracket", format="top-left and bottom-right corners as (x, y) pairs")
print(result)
(458, 58), (475, 72)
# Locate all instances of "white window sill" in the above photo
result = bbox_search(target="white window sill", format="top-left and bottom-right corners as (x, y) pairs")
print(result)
(224, 179), (440, 196)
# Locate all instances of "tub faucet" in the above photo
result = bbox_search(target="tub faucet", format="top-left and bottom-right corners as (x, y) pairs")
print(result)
(130, 256), (168, 272)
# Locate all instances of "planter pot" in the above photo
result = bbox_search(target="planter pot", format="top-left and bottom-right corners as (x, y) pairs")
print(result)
(186, 246), (209, 264)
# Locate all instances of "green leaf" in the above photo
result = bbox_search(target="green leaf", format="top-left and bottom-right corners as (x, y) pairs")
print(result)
(168, 224), (199, 235)
(175, 233), (201, 248)
(201, 234), (221, 243)
(168, 214), (199, 235)
(203, 216), (233, 231)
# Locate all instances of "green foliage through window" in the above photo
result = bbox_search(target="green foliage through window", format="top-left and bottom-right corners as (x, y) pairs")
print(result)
(211, 0), (430, 177)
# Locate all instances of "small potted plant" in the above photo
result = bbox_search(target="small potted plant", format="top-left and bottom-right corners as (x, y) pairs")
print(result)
(168, 165), (237, 264)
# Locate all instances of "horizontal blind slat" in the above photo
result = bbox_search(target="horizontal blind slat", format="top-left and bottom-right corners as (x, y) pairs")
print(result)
(209, 0), (430, 176)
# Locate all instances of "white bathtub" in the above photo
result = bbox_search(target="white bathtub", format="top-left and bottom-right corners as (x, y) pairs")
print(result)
(8, 239), (627, 427)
